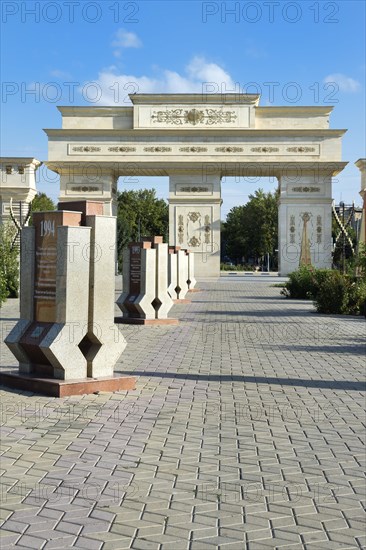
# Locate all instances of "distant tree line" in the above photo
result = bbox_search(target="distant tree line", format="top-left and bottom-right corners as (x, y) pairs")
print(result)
(222, 189), (279, 268)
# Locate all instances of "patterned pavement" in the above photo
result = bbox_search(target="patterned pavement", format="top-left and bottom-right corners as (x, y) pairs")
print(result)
(0, 275), (365, 549)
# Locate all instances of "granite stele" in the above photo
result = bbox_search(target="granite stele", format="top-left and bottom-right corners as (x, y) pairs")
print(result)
(2, 201), (135, 397)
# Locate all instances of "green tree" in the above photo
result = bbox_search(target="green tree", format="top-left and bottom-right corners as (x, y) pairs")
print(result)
(29, 192), (55, 224)
(117, 189), (168, 269)
(0, 222), (19, 304)
(223, 188), (279, 266)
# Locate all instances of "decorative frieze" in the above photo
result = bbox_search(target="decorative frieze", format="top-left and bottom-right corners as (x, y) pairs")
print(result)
(143, 146), (172, 153)
(69, 186), (100, 193)
(108, 146), (136, 152)
(251, 147), (279, 153)
(292, 186), (320, 193)
(179, 146), (208, 153)
(72, 146), (101, 152)
(179, 186), (209, 193)
(215, 146), (243, 153)
(151, 108), (237, 126)
(67, 143), (321, 156)
(287, 147), (316, 153)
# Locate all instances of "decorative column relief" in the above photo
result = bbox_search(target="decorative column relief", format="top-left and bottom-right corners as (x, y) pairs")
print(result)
(174, 208), (213, 249)
(279, 173), (333, 275)
(169, 174), (221, 278)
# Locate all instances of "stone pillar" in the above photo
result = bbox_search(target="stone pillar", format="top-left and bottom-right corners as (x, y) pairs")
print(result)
(168, 246), (178, 300)
(278, 171), (333, 275)
(84, 214), (126, 377)
(168, 173), (221, 279)
(4, 201), (134, 395)
(117, 241), (156, 320)
(176, 249), (189, 299)
(58, 166), (118, 216)
(0, 157), (41, 225)
(6, 210), (91, 380)
(355, 159), (366, 245)
(153, 239), (174, 319)
(187, 250), (197, 290)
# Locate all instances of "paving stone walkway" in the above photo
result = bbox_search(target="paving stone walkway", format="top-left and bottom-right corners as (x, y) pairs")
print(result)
(0, 276), (365, 549)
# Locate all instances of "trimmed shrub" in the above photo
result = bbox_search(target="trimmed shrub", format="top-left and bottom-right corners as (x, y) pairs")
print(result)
(281, 265), (366, 315)
(313, 270), (349, 314)
(281, 265), (319, 299)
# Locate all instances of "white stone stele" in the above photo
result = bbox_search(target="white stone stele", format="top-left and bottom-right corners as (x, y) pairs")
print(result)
(187, 251), (196, 290)
(133, 245), (156, 319)
(85, 215), (126, 377)
(154, 241), (174, 319)
(6, 211), (127, 381)
(117, 247), (132, 318)
(6, 224), (91, 380)
(168, 247), (178, 300)
(176, 249), (189, 299)
(117, 243), (157, 320)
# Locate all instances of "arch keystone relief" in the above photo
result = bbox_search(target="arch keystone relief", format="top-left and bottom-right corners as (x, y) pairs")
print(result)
(45, 93), (347, 277)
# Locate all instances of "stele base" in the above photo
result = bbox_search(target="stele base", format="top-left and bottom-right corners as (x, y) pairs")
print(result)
(0, 371), (136, 398)
(115, 317), (179, 325)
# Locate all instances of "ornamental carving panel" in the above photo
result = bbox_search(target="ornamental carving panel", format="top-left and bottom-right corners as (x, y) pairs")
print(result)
(67, 185), (101, 194)
(72, 146), (101, 152)
(188, 236), (201, 247)
(289, 215), (296, 244)
(204, 215), (211, 244)
(180, 187), (209, 193)
(251, 147), (279, 153)
(316, 215), (322, 243)
(179, 146), (208, 153)
(187, 211), (202, 248)
(288, 210), (327, 253)
(215, 146), (243, 153)
(292, 186), (320, 193)
(143, 146), (172, 152)
(177, 214), (184, 244)
(151, 108), (237, 126)
(176, 210), (212, 250)
(187, 212), (201, 223)
(287, 147), (316, 153)
(108, 146), (136, 152)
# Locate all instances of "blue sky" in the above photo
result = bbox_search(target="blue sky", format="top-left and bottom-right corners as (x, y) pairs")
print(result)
(1, 0), (365, 217)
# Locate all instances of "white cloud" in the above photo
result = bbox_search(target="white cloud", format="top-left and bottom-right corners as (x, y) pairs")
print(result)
(111, 29), (142, 57)
(90, 57), (236, 105)
(50, 69), (72, 79)
(323, 73), (361, 92)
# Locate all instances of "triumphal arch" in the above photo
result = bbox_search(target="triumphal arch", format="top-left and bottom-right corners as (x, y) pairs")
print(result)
(45, 94), (347, 277)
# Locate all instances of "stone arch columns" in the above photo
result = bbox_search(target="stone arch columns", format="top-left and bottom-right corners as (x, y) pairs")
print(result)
(45, 93), (348, 277)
